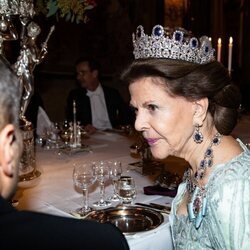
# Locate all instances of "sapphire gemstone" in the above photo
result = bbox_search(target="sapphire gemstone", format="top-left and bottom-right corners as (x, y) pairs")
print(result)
(153, 26), (163, 37)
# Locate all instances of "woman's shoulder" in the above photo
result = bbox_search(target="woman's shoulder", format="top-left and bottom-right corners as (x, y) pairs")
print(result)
(207, 148), (250, 198)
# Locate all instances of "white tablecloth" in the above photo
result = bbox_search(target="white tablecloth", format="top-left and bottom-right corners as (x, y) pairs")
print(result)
(16, 131), (174, 250)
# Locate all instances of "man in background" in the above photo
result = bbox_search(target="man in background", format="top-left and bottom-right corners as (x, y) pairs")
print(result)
(66, 56), (133, 134)
(0, 57), (129, 250)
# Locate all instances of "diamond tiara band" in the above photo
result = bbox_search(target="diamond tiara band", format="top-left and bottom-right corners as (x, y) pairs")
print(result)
(132, 25), (215, 64)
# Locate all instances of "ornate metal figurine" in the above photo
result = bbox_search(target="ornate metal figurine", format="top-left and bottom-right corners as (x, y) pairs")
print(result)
(14, 21), (54, 123)
(0, 0), (54, 183)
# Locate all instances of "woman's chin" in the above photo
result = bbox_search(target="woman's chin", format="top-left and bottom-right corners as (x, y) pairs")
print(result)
(151, 149), (169, 160)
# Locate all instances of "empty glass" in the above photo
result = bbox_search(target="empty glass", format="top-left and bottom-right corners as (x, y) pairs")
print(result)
(92, 161), (111, 207)
(72, 162), (96, 216)
(108, 161), (122, 201)
(117, 176), (136, 205)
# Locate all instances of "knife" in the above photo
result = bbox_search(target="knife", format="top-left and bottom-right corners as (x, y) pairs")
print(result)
(135, 203), (170, 214)
(149, 203), (171, 212)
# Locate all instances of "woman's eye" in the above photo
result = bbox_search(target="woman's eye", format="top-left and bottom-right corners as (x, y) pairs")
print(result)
(147, 104), (157, 111)
(130, 106), (138, 114)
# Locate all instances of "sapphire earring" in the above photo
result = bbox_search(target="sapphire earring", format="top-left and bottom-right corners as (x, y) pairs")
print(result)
(193, 124), (203, 143)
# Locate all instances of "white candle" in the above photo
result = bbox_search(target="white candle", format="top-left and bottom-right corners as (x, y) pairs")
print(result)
(217, 38), (222, 62)
(228, 37), (233, 74)
(73, 100), (77, 147)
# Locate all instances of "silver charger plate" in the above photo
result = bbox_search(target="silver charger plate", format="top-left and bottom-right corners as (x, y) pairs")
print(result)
(85, 206), (164, 234)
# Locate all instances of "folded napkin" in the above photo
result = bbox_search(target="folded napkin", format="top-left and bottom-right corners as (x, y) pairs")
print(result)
(144, 185), (177, 197)
(36, 106), (53, 136)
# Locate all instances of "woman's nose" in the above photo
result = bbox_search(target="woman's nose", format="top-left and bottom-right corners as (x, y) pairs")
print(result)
(134, 111), (148, 132)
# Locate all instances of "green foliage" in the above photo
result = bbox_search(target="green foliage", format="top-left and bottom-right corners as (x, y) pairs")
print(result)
(35, 0), (97, 24)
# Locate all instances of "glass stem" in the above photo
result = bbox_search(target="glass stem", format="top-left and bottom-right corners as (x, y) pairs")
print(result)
(113, 180), (118, 195)
(99, 181), (105, 203)
(82, 188), (88, 210)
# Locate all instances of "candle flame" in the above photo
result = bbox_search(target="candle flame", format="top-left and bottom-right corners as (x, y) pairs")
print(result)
(218, 38), (221, 45)
(229, 37), (233, 44)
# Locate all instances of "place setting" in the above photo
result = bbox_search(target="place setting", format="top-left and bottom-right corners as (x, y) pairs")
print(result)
(70, 160), (166, 235)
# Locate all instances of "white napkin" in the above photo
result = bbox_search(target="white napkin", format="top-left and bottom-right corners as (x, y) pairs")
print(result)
(36, 106), (53, 136)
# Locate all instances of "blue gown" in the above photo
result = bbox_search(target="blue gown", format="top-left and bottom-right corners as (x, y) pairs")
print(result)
(169, 139), (250, 249)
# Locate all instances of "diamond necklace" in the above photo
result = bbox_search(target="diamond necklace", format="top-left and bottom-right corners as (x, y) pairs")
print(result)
(185, 132), (222, 229)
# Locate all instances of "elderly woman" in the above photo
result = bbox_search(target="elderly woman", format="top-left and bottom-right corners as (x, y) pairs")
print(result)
(122, 25), (249, 249)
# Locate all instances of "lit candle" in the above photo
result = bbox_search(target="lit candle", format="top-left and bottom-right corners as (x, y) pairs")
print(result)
(217, 38), (222, 62)
(228, 37), (233, 74)
(73, 100), (77, 147)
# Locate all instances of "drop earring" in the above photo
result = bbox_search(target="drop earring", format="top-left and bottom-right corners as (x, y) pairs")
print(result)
(193, 124), (203, 143)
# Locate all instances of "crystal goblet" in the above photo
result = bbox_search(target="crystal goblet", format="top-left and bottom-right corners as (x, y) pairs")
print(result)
(108, 161), (122, 201)
(92, 161), (111, 208)
(72, 162), (96, 216)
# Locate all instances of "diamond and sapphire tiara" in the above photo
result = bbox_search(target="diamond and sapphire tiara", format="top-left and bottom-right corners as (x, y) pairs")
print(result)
(132, 25), (215, 64)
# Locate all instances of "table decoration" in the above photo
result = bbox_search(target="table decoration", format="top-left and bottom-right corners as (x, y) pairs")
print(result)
(0, 1), (54, 182)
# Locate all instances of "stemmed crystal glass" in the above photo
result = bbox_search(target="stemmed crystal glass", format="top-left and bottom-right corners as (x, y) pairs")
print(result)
(72, 162), (96, 216)
(92, 161), (111, 207)
(108, 161), (122, 201)
(117, 176), (136, 205)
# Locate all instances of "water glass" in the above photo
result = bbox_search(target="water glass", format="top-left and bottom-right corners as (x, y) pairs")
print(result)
(108, 161), (122, 201)
(117, 176), (136, 205)
(72, 162), (96, 216)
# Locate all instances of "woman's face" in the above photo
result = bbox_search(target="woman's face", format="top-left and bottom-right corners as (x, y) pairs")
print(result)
(129, 77), (196, 160)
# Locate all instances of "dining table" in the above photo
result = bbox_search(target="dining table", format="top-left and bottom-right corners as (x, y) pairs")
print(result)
(15, 129), (179, 250)
(14, 112), (250, 250)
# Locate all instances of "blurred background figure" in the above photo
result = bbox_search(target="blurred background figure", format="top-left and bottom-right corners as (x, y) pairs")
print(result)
(66, 56), (133, 134)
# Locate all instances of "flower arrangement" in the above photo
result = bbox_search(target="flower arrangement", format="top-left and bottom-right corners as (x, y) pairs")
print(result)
(35, 0), (97, 23)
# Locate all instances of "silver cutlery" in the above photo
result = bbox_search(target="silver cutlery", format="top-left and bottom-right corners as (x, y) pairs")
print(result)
(135, 203), (171, 214)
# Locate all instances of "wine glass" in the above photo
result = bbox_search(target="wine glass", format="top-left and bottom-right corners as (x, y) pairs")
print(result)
(108, 161), (122, 201)
(72, 162), (96, 216)
(117, 176), (136, 205)
(92, 161), (111, 207)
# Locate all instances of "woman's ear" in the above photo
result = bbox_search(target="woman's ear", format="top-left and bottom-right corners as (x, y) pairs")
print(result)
(193, 98), (209, 125)
(0, 124), (17, 177)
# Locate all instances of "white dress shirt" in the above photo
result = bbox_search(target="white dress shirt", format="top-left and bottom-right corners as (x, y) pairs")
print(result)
(86, 84), (112, 130)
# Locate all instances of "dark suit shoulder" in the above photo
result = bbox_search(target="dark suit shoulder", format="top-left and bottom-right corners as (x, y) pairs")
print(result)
(102, 85), (123, 101)
(68, 88), (87, 98)
(0, 209), (129, 250)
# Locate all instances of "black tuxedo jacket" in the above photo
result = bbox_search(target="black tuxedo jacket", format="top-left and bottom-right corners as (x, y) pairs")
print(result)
(66, 85), (133, 127)
(0, 197), (129, 250)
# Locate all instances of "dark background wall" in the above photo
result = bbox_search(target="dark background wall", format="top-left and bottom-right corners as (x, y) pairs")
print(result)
(4, 0), (250, 122)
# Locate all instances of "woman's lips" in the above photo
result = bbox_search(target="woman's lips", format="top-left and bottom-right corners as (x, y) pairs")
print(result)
(146, 138), (159, 145)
